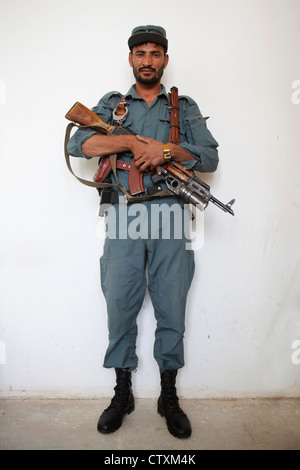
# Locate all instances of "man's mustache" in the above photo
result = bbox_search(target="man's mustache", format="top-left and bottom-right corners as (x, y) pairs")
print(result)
(139, 67), (155, 72)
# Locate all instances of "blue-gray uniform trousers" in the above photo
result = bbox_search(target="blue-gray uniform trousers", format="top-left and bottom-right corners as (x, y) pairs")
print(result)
(100, 198), (195, 372)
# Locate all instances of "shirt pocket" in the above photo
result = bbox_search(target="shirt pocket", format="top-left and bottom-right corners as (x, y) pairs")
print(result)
(158, 118), (171, 142)
(182, 115), (213, 146)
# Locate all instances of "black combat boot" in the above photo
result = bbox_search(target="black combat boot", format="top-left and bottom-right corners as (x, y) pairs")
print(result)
(97, 368), (135, 434)
(157, 369), (191, 439)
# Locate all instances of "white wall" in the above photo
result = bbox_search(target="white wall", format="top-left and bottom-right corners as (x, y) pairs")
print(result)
(0, 0), (299, 399)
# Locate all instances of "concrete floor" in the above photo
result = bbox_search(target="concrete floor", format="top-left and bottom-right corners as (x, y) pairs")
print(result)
(0, 397), (300, 450)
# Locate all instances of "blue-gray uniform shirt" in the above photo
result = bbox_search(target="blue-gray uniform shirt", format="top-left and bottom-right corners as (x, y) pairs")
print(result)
(67, 84), (219, 192)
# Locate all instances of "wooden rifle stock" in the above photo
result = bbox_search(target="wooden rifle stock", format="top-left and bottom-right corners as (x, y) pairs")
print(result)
(65, 101), (115, 134)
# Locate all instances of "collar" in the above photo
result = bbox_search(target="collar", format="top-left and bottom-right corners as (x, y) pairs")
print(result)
(125, 84), (168, 101)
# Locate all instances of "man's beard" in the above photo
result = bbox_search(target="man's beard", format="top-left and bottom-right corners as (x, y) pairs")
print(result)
(133, 64), (165, 85)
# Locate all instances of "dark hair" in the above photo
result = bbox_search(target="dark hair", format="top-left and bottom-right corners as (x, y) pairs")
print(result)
(129, 43), (167, 55)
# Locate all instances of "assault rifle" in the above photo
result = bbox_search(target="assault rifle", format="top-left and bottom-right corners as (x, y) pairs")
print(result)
(65, 101), (235, 216)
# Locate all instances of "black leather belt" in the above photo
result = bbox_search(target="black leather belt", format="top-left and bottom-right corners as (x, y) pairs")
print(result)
(99, 184), (164, 216)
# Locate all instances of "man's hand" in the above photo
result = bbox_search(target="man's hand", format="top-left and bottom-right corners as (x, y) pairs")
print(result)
(132, 135), (164, 173)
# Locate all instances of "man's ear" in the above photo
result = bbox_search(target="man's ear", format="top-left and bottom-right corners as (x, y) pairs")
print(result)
(164, 54), (169, 69)
(129, 52), (133, 68)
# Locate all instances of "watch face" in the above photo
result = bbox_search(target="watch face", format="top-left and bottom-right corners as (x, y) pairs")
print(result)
(163, 143), (171, 161)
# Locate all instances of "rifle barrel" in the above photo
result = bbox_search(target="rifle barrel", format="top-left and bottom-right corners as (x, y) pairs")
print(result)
(210, 196), (235, 216)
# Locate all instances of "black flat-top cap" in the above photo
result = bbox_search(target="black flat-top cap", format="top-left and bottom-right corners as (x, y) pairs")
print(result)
(128, 25), (168, 51)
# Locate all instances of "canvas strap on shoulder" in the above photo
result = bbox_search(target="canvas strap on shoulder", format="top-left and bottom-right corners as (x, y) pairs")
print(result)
(64, 122), (119, 190)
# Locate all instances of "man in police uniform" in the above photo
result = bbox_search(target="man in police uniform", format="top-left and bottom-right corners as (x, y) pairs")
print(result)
(68, 26), (219, 439)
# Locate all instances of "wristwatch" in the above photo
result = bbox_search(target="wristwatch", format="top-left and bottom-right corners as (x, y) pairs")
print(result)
(163, 143), (172, 162)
